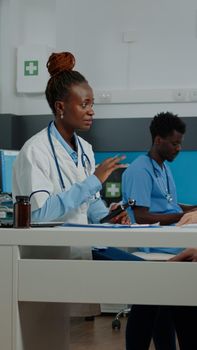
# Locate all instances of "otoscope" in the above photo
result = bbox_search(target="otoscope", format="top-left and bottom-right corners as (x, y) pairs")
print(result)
(100, 199), (136, 223)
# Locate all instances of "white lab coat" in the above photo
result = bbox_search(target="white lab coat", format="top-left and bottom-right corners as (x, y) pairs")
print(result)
(13, 127), (99, 259)
(13, 127), (96, 224)
(12, 127), (101, 350)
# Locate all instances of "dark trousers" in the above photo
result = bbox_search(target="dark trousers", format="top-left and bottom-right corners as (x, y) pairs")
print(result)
(170, 306), (197, 350)
(126, 305), (197, 350)
(126, 305), (176, 350)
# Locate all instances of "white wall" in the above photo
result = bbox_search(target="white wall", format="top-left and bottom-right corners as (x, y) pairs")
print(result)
(0, 0), (55, 115)
(1, 0), (197, 117)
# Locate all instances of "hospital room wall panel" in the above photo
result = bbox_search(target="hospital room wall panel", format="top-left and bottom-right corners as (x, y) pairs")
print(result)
(0, 113), (197, 151)
(1, 114), (197, 151)
(0, 114), (14, 150)
(0, 114), (197, 204)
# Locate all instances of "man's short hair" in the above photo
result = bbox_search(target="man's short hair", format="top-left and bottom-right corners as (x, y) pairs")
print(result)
(150, 111), (186, 142)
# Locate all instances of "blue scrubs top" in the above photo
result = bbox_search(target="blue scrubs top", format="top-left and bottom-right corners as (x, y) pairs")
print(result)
(122, 154), (183, 254)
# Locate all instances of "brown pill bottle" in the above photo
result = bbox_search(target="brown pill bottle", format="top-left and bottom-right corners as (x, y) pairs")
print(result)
(13, 196), (31, 228)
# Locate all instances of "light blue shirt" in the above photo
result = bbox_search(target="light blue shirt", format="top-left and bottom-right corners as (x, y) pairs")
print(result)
(122, 154), (183, 254)
(32, 122), (108, 223)
(51, 122), (78, 165)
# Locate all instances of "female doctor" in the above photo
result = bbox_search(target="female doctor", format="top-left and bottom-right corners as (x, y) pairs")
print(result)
(12, 51), (128, 350)
(13, 51), (127, 227)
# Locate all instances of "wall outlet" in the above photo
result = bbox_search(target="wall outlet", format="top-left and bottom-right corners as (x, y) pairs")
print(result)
(173, 89), (187, 102)
(122, 31), (137, 43)
(189, 89), (197, 101)
(98, 91), (112, 103)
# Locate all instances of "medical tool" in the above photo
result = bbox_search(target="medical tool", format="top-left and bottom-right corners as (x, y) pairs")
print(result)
(100, 199), (136, 223)
(47, 121), (91, 189)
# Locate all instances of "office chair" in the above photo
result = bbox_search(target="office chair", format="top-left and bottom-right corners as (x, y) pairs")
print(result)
(112, 306), (131, 330)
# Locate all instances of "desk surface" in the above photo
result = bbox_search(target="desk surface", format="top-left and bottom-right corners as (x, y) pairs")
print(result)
(1, 225), (197, 350)
(0, 225), (197, 247)
(13, 225), (197, 306)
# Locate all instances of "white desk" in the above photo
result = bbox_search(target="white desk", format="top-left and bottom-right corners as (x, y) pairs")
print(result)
(1, 226), (197, 349)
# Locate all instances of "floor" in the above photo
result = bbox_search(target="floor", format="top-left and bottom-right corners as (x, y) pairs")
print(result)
(70, 314), (157, 350)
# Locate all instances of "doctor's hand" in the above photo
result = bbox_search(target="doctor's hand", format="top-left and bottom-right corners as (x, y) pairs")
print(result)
(176, 210), (197, 226)
(169, 248), (197, 262)
(94, 155), (126, 184)
(109, 203), (131, 225)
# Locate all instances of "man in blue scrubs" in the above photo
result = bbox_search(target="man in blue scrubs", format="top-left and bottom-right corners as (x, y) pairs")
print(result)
(123, 112), (197, 350)
(122, 111), (197, 255)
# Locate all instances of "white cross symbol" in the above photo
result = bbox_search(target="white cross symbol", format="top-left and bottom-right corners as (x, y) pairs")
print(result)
(26, 62), (37, 75)
(107, 183), (120, 197)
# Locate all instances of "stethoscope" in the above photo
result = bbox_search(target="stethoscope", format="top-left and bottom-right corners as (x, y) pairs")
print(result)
(47, 121), (91, 190)
(147, 153), (173, 203)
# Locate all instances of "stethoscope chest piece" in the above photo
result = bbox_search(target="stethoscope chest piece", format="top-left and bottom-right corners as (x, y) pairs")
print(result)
(166, 193), (173, 203)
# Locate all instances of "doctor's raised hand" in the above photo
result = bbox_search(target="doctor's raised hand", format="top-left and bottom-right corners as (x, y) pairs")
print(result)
(12, 51), (127, 226)
(94, 155), (126, 184)
(94, 155), (131, 224)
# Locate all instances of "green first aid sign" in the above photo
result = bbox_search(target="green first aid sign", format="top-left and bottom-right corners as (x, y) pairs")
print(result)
(105, 182), (121, 198)
(24, 60), (39, 76)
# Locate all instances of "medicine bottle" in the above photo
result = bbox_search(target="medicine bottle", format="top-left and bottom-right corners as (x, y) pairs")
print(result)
(13, 196), (31, 228)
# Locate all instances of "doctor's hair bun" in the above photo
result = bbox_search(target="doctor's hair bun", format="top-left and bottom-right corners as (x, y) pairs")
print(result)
(45, 51), (87, 115)
(46, 52), (76, 77)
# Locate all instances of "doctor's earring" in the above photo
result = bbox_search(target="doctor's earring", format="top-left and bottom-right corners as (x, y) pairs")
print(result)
(60, 114), (64, 120)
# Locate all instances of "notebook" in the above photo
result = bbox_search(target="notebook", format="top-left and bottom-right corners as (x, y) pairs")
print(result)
(132, 251), (176, 261)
